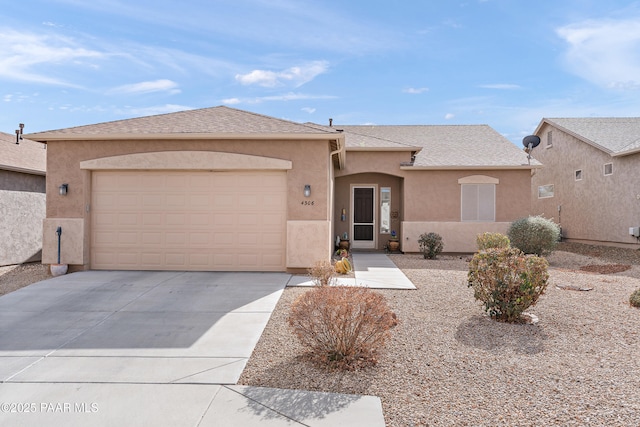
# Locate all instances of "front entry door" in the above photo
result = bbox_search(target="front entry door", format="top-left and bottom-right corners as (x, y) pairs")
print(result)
(352, 186), (375, 249)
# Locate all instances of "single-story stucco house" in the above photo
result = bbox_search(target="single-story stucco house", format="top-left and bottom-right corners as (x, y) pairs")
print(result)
(0, 131), (47, 266)
(531, 117), (640, 248)
(25, 106), (540, 272)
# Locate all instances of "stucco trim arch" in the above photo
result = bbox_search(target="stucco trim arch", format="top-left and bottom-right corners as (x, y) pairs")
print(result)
(80, 151), (293, 170)
(458, 175), (499, 185)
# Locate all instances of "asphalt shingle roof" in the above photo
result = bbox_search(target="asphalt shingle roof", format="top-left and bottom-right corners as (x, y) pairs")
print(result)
(0, 132), (46, 175)
(27, 106), (340, 138)
(339, 125), (536, 168)
(540, 118), (640, 155)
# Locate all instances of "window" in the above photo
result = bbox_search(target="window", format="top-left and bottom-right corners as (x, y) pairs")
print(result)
(461, 184), (495, 222)
(546, 131), (553, 148)
(380, 187), (391, 233)
(575, 170), (582, 181)
(538, 184), (554, 199)
(604, 163), (613, 176)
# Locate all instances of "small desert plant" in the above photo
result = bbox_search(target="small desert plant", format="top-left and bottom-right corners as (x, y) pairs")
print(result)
(476, 232), (510, 251)
(630, 289), (640, 308)
(507, 215), (561, 256)
(468, 247), (549, 323)
(288, 286), (398, 370)
(418, 232), (444, 259)
(308, 260), (337, 287)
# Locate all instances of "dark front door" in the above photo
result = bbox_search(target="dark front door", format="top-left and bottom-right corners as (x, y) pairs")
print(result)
(352, 186), (375, 248)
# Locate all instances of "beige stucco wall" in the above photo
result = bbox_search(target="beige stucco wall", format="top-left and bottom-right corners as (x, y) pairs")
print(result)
(42, 218), (84, 265)
(334, 150), (531, 252)
(334, 172), (403, 250)
(286, 220), (331, 267)
(44, 139), (334, 270)
(402, 221), (510, 253)
(0, 189), (46, 265)
(531, 124), (640, 247)
(402, 169), (531, 222)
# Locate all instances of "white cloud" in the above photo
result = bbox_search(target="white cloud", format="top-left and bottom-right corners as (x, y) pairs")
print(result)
(403, 87), (429, 94)
(301, 107), (316, 114)
(221, 97), (242, 105)
(478, 84), (521, 90)
(235, 61), (329, 88)
(556, 17), (640, 90)
(445, 113), (455, 120)
(108, 79), (180, 95)
(117, 104), (193, 117)
(222, 92), (337, 104)
(0, 28), (104, 86)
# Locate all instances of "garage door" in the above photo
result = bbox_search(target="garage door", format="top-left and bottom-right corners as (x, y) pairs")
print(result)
(91, 170), (286, 271)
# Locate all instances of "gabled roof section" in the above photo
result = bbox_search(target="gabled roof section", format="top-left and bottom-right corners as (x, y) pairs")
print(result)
(0, 132), (46, 175)
(535, 117), (640, 157)
(25, 106), (343, 141)
(338, 125), (538, 169)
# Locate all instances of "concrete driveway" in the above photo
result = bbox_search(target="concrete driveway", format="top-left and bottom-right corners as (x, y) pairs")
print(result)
(0, 270), (385, 426)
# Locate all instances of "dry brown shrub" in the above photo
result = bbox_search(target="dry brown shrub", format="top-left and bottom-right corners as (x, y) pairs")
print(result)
(288, 286), (398, 370)
(308, 260), (337, 287)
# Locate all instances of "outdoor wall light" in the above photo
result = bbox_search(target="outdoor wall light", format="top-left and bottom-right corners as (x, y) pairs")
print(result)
(59, 184), (68, 196)
(304, 184), (311, 197)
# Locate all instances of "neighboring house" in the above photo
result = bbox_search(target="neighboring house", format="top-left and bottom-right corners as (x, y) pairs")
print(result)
(0, 131), (47, 265)
(26, 106), (538, 273)
(530, 117), (640, 248)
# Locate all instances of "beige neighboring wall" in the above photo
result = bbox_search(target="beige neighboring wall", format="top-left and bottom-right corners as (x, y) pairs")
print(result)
(43, 138), (334, 270)
(531, 123), (640, 246)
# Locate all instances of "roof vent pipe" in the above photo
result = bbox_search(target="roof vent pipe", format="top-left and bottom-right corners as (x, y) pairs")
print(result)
(329, 118), (333, 127)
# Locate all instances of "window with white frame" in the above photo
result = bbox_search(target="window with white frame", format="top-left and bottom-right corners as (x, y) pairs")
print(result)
(380, 187), (391, 233)
(461, 184), (495, 222)
(604, 163), (613, 176)
(575, 170), (582, 181)
(546, 131), (553, 148)
(538, 184), (554, 198)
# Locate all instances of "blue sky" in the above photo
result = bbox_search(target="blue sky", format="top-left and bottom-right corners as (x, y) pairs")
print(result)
(2, 1), (640, 145)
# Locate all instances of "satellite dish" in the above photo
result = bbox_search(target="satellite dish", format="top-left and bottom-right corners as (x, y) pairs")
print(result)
(522, 135), (541, 149)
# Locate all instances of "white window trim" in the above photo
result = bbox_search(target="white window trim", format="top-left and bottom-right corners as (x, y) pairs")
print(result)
(546, 131), (553, 148)
(460, 183), (496, 222)
(538, 184), (554, 199)
(604, 163), (613, 176)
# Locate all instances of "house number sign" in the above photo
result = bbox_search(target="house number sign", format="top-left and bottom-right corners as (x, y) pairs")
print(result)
(301, 200), (315, 206)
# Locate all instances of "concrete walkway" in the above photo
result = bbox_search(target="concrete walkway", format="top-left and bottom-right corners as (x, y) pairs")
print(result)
(0, 270), (386, 426)
(288, 252), (416, 289)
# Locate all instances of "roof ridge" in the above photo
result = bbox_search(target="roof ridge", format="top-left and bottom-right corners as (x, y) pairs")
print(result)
(338, 126), (420, 149)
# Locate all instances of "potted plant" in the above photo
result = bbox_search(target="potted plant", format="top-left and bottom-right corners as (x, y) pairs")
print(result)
(388, 230), (400, 252)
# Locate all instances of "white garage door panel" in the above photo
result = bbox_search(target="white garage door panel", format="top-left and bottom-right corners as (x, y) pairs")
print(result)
(91, 170), (286, 271)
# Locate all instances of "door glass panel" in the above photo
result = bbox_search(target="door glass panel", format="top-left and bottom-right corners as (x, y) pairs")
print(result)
(353, 187), (375, 245)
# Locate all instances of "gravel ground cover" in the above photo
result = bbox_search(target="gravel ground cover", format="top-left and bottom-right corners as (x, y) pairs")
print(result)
(239, 243), (640, 426)
(2, 244), (639, 425)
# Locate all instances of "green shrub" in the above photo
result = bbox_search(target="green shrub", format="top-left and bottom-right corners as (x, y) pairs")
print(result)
(476, 232), (510, 250)
(308, 260), (337, 287)
(630, 289), (640, 308)
(288, 286), (398, 370)
(507, 215), (560, 256)
(468, 247), (549, 323)
(418, 232), (444, 259)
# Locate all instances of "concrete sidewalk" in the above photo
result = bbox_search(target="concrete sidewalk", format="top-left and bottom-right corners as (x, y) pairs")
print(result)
(0, 270), (386, 426)
(288, 252), (416, 289)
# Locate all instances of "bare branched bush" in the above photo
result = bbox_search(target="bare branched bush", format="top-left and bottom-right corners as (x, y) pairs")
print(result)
(288, 286), (398, 370)
(308, 260), (337, 287)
